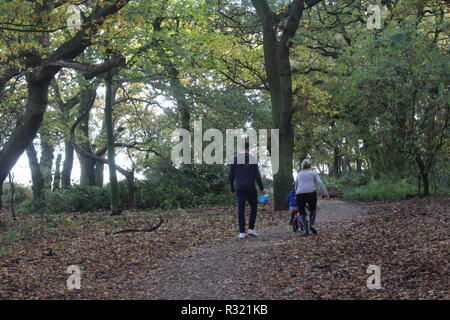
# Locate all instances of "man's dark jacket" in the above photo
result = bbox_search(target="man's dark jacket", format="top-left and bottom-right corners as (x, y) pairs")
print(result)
(229, 153), (264, 192)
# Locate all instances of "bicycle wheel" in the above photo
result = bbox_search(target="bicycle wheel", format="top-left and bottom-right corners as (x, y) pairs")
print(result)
(292, 216), (300, 232)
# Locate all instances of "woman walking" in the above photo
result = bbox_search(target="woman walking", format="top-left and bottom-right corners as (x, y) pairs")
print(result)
(295, 159), (330, 236)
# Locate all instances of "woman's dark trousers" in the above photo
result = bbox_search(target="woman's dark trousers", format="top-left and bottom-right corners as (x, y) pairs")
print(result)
(295, 192), (317, 235)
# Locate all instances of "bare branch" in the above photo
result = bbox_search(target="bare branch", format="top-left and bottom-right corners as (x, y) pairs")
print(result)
(69, 105), (131, 178)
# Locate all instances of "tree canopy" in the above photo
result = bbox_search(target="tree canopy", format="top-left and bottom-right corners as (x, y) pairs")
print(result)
(0, 0), (448, 213)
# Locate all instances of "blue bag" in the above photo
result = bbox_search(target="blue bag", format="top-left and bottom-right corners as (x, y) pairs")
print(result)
(258, 193), (270, 203)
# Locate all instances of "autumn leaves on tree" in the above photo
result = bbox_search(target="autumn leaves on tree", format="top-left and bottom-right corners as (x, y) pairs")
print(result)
(0, 0), (448, 214)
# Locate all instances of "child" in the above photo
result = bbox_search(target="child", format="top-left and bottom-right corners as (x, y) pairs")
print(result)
(286, 189), (298, 226)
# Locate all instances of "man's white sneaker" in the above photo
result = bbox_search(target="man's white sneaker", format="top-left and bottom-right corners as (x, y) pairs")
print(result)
(238, 233), (247, 239)
(248, 229), (258, 237)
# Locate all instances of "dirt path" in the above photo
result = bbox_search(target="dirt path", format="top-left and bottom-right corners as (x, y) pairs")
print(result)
(132, 199), (366, 299)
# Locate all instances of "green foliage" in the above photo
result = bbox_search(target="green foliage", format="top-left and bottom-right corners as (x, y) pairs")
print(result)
(19, 165), (234, 214)
(18, 199), (47, 215)
(322, 172), (371, 191)
(323, 168), (450, 201)
(138, 164), (233, 209)
(1, 183), (30, 208)
(19, 185), (128, 214)
(289, 0), (449, 191)
(429, 155), (450, 194)
(331, 23), (449, 184)
(0, 230), (20, 251)
(342, 179), (417, 202)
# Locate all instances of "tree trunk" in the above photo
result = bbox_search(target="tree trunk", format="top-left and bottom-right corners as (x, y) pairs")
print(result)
(356, 159), (362, 172)
(8, 173), (16, 221)
(330, 146), (341, 177)
(341, 156), (349, 175)
(105, 73), (120, 215)
(276, 36), (295, 210)
(79, 156), (96, 186)
(0, 75), (50, 201)
(422, 173), (429, 196)
(416, 155), (430, 196)
(273, 132), (294, 209)
(153, 19), (191, 131)
(251, 0), (309, 210)
(69, 75), (134, 214)
(61, 141), (74, 188)
(53, 154), (62, 191)
(296, 144), (310, 171)
(26, 143), (45, 201)
(167, 65), (191, 130)
(93, 121), (106, 187)
(126, 169), (136, 209)
(39, 134), (54, 190)
(95, 161), (105, 187)
(77, 85), (97, 186)
(417, 174), (421, 194)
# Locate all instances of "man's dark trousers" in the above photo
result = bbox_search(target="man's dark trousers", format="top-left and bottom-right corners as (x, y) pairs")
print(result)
(236, 189), (258, 233)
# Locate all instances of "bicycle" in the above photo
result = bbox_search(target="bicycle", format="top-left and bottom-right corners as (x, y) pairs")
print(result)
(292, 196), (329, 233)
(292, 203), (308, 233)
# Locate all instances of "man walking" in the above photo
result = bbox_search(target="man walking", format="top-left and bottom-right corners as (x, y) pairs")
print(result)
(229, 142), (265, 239)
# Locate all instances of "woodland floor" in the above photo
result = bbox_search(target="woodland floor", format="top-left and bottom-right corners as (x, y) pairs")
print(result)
(0, 197), (448, 299)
